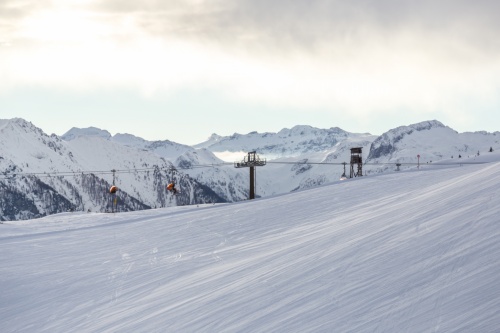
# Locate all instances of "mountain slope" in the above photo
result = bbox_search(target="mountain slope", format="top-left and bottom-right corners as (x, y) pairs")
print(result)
(1, 159), (500, 332)
(0, 119), (225, 220)
(366, 120), (500, 167)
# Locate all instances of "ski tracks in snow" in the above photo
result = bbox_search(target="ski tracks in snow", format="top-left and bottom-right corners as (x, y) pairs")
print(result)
(108, 251), (135, 303)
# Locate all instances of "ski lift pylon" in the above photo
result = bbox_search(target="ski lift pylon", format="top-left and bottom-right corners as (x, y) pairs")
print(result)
(340, 162), (348, 180)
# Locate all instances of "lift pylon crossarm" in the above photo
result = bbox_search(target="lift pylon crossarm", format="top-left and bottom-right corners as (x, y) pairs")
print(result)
(234, 151), (267, 168)
(234, 160), (267, 168)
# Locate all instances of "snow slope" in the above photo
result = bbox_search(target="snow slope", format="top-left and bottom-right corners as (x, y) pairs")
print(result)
(1, 157), (500, 332)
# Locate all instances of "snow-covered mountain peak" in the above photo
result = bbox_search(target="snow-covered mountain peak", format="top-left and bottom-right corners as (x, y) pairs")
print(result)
(0, 117), (28, 129)
(175, 148), (224, 169)
(208, 133), (223, 141)
(60, 128), (200, 164)
(112, 133), (148, 148)
(61, 127), (112, 141)
(0, 118), (67, 163)
(192, 133), (225, 149)
(194, 125), (356, 159)
(411, 119), (446, 130)
(278, 125), (318, 136)
(382, 120), (447, 139)
(0, 118), (45, 136)
(366, 119), (499, 165)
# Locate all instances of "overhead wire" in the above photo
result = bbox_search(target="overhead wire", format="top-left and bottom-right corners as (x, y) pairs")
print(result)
(0, 159), (487, 181)
(0, 163), (233, 180)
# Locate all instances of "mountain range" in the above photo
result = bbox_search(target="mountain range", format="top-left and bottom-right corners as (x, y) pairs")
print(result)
(1, 118), (498, 221)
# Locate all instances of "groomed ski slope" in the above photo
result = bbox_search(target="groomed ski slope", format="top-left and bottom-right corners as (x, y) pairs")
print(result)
(1, 160), (500, 332)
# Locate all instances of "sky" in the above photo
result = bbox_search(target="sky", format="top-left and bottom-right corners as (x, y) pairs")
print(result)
(2, 157), (500, 331)
(1, 0), (500, 145)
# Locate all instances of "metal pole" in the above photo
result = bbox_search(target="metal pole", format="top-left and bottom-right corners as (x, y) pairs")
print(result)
(249, 166), (255, 199)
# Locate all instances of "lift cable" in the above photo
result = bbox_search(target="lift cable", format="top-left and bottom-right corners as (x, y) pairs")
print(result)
(0, 159), (487, 180)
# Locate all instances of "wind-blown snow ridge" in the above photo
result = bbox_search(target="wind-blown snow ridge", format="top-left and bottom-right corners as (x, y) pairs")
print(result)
(1, 161), (500, 332)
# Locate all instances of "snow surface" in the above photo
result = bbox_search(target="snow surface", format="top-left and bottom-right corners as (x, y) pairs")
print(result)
(2, 157), (500, 332)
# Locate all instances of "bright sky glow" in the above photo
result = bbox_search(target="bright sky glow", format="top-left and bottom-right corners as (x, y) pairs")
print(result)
(1, 0), (500, 144)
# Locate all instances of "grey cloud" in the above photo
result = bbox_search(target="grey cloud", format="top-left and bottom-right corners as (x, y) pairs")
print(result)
(4, 0), (499, 58)
(0, 0), (50, 20)
(88, 0), (500, 57)
(0, 0), (52, 43)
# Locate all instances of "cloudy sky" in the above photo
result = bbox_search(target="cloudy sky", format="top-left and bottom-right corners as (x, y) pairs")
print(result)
(1, 0), (499, 144)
